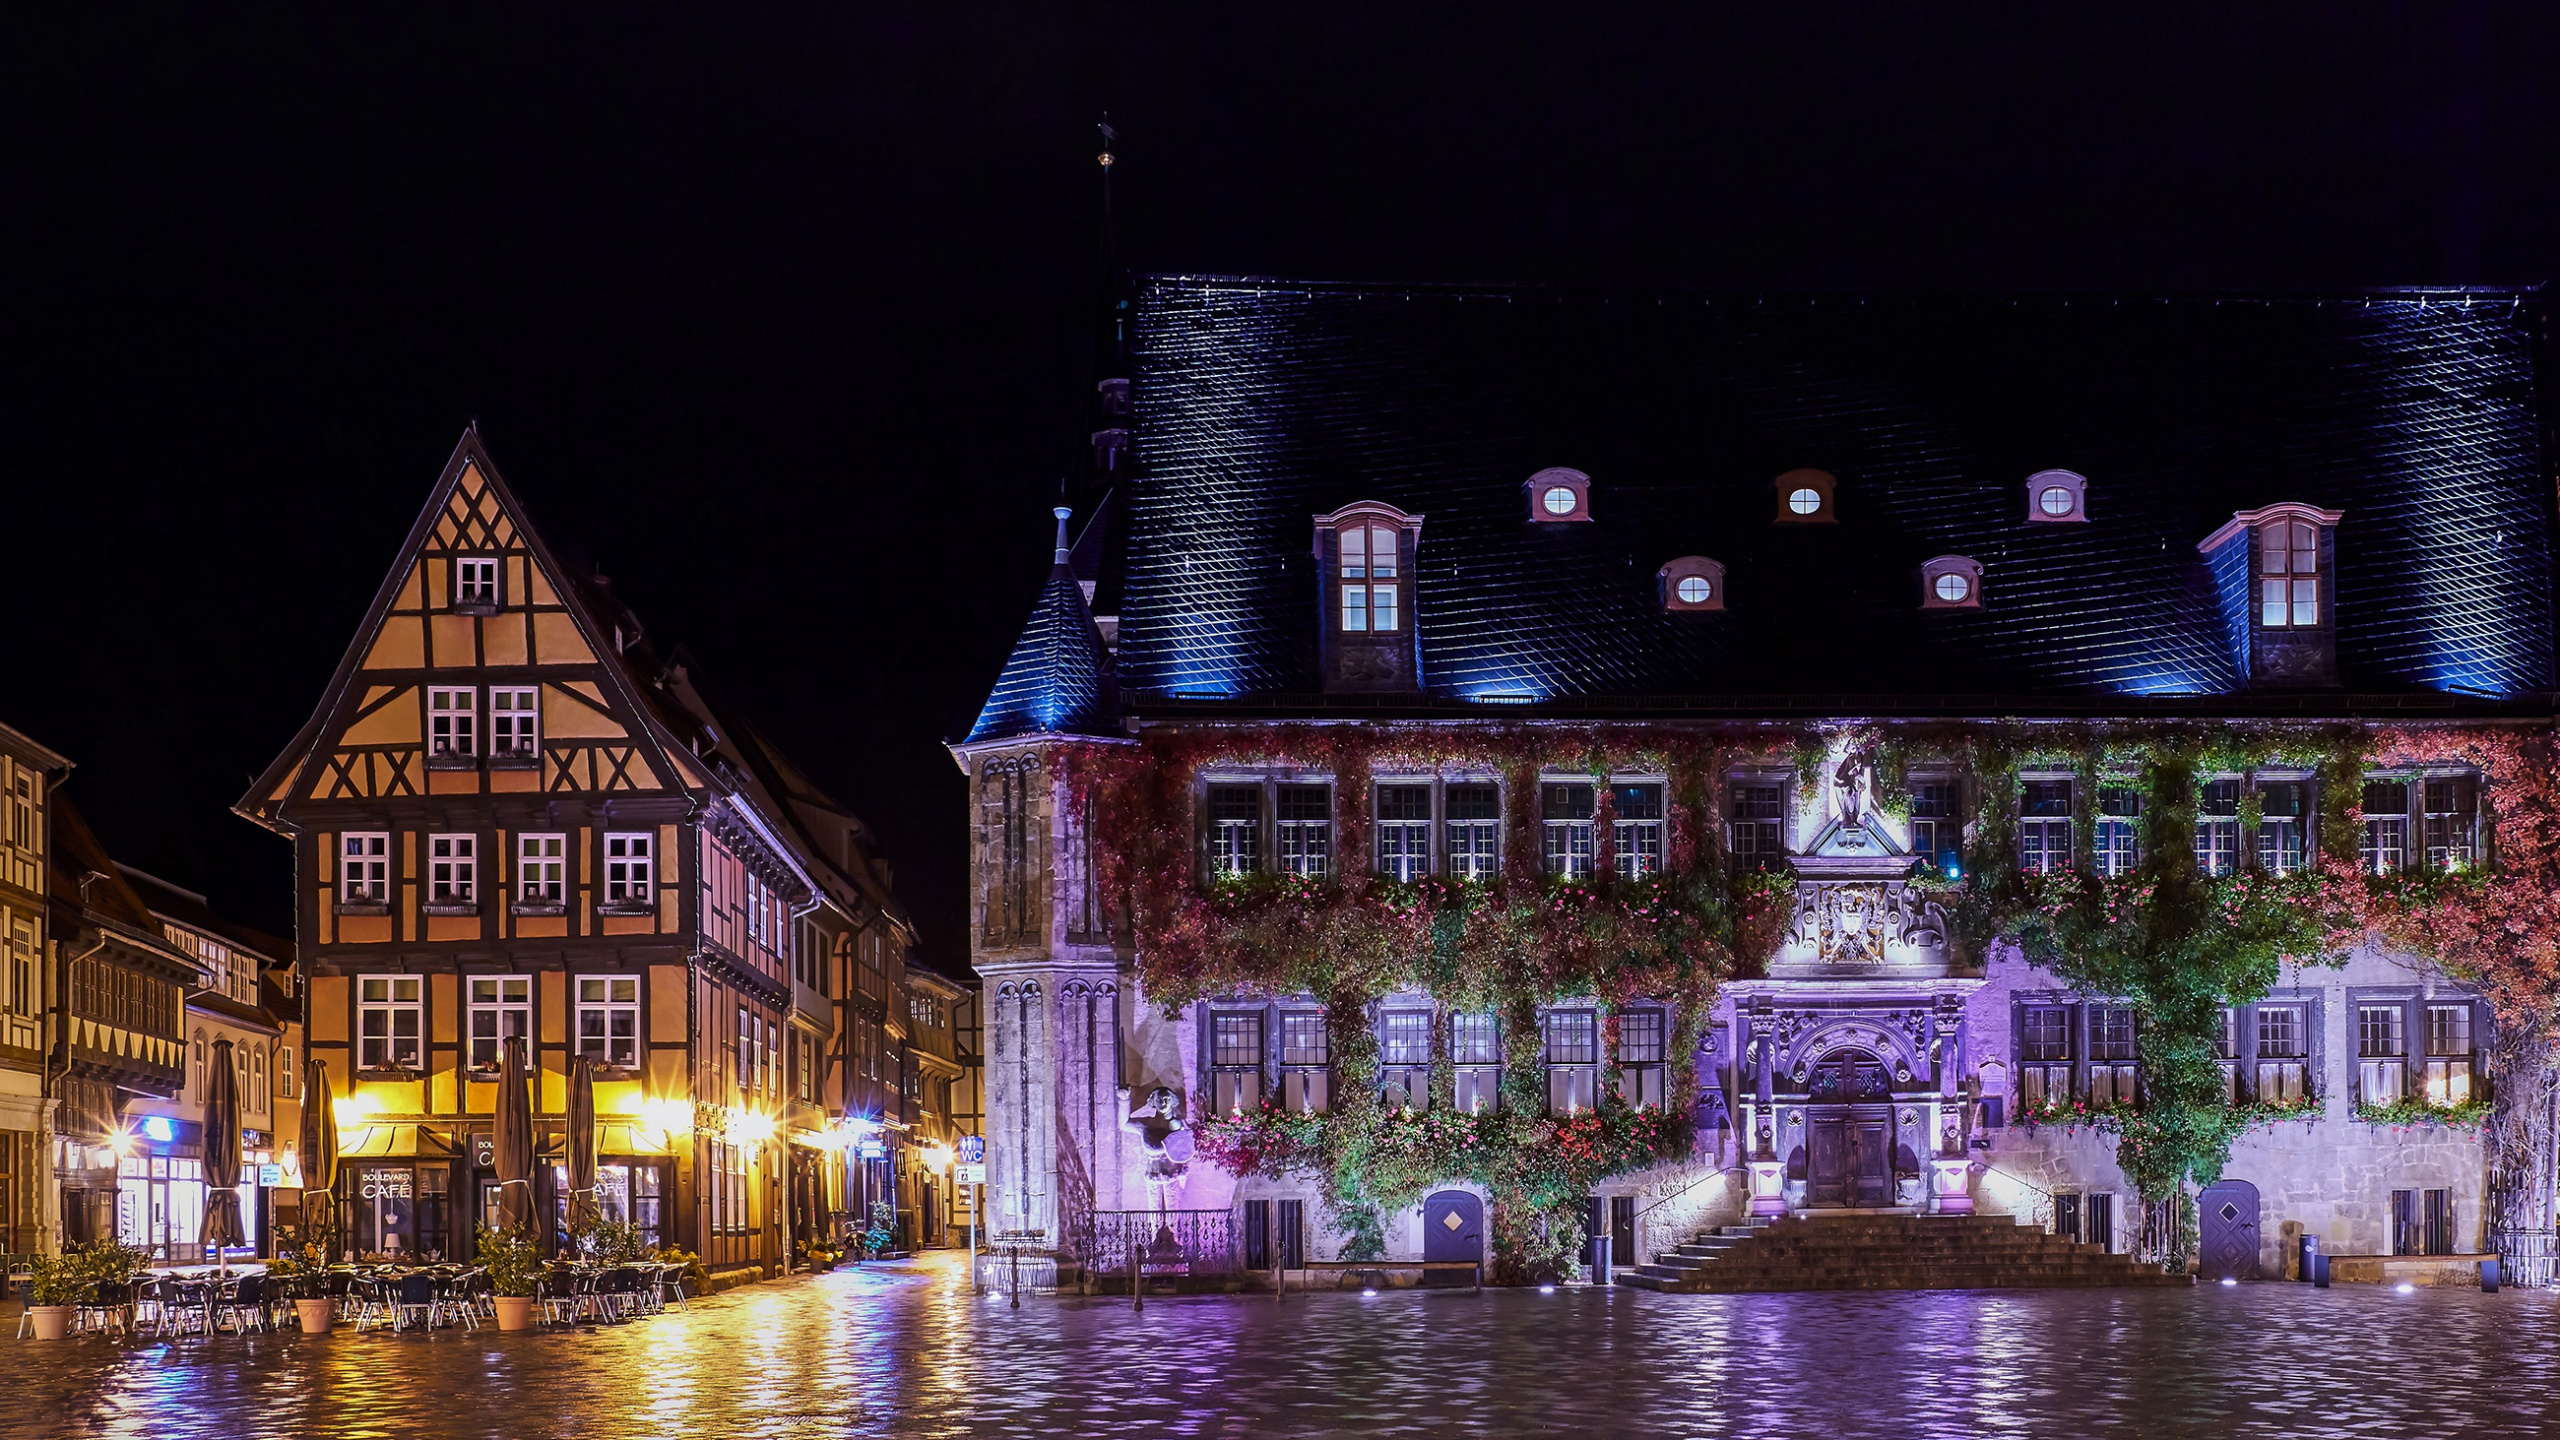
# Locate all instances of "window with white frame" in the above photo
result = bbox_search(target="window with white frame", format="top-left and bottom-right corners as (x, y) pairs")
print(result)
(1276, 785), (1331, 878)
(2358, 1003), (2407, 1105)
(1377, 786), (1431, 882)
(1336, 522), (1401, 632)
(1453, 1012), (1500, 1114)
(517, 833), (565, 907)
(1280, 1012), (1330, 1114)
(2020, 780), (2072, 874)
(2019, 1005), (2070, 1112)
(1379, 1010), (1431, 1110)
(1542, 783), (1595, 879)
(455, 556), (500, 607)
(278, 1045), (296, 1097)
(2361, 779), (2411, 874)
(1729, 782), (1785, 872)
(1616, 1007), (1667, 1108)
(467, 976), (531, 1072)
(342, 832), (390, 905)
(1613, 783), (1664, 880)
(1208, 786), (1260, 877)
(2424, 777), (2478, 871)
(428, 834), (477, 906)
(576, 975), (640, 1068)
(1210, 1011), (1264, 1115)
(2196, 780), (2240, 877)
(2096, 786), (2143, 878)
(2254, 1004), (2308, 1103)
(428, 687), (477, 760)
(2424, 1003), (2474, 1106)
(604, 833), (653, 908)
(489, 687), (539, 760)
(2257, 780), (2308, 874)
(2215, 1006), (2241, 1103)
(1445, 784), (1500, 881)
(5, 916), (29, 1018)
(7, 770), (33, 854)
(2089, 1004), (2138, 1107)
(1542, 1009), (1599, 1115)
(2257, 519), (2320, 628)
(357, 975), (423, 1070)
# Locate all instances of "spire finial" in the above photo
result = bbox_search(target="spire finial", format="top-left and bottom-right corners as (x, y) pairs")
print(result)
(1053, 506), (1073, 564)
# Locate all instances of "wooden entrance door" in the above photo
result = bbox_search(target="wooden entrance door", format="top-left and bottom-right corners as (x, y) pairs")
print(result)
(1422, 1189), (1483, 1284)
(2198, 1178), (2261, 1280)
(1808, 1107), (1893, 1207)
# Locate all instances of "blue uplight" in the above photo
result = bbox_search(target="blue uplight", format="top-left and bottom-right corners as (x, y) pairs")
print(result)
(142, 1115), (175, 1143)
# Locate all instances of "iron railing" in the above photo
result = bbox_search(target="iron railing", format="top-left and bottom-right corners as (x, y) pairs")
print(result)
(1077, 1209), (1242, 1278)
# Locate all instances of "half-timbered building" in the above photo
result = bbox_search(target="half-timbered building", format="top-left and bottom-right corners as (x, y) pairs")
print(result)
(0, 722), (69, 1254)
(238, 429), (916, 1278)
(960, 279), (2559, 1288)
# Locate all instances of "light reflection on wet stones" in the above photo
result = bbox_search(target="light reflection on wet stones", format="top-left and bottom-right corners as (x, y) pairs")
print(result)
(11, 1257), (2557, 1439)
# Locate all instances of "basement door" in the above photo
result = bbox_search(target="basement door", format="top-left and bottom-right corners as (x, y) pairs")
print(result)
(1807, 1107), (1893, 1208)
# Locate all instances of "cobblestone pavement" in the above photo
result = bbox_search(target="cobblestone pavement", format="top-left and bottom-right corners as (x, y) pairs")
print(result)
(14, 1254), (2560, 1439)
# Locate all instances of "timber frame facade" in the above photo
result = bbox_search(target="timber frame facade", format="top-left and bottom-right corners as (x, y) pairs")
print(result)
(237, 428), (922, 1276)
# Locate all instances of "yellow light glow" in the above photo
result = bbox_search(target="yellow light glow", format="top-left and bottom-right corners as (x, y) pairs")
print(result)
(635, 1096), (695, 1140)
(106, 1127), (136, 1160)
(922, 1144), (954, 1173)
(726, 1107), (777, 1147)
(332, 1094), (376, 1127)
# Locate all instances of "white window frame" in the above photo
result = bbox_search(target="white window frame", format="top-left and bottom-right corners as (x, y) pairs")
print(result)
(604, 832), (654, 908)
(2254, 1004), (2309, 1103)
(2361, 778), (2412, 875)
(342, 832), (391, 906)
(1542, 783), (1595, 880)
(1336, 522), (1401, 632)
(427, 686), (477, 760)
(517, 833), (566, 908)
(2095, 785), (2143, 878)
(2257, 520), (2320, 628)
(2196, 778), (2241, 877)
(427, 833), (477, 906)
(1444, 783), (1500, 882)
(454, 556), (500, 607)
(1376, 785), (1432, 883)
(2020, 778), (2072, 875)
(489, 686), (540, 761)
(357, 975), (423, 1071)
(1279, 1012), (1330, 1115)
(1453, 1012), (1501, 1115)
(2424, 1003), (2474, 1106)
(1728, 781), (1786, 872)
(1542, 1009), (1599, 1115)
(576, 974), (641, 1069)
(1210, 1011), (1264, 1116)
(1378, 1009), (1432, 1111)
(1208, 786), (1260, 878)
(2256, 780), (2309, 876)
(1612, 782), (1665, 880)
(467, 976), (532, 1072)
(1276, 785), (1332, 879)
(2423, 776), (2479, 871)
(2358, 1003), (2407, 1105)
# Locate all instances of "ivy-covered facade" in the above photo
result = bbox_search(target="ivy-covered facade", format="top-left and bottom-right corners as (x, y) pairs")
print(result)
(957, 280), (2560, 1287)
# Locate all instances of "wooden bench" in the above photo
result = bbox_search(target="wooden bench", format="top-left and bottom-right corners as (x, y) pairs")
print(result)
(1283, 1260), (1481, 1293)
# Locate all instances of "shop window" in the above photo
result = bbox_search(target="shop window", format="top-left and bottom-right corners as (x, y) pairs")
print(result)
(1445, 784), (1500, 880)
(1613, 783), (1664, 880)
(1542, 784), (1595, 879)
(1453, 1013), (1500, 1114)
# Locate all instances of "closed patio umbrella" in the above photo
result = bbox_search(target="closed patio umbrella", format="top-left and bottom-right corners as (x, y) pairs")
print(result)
(302, 1057), (339, 1257)
(202, 1038), (246, 1272)
(566, 1054), (599, 1249)
(494, 1034), (537, 1234)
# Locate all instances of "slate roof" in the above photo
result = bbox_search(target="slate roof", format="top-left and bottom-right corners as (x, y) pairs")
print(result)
(966, 530), (1118, 742)
(1099, 280), (2553, 715)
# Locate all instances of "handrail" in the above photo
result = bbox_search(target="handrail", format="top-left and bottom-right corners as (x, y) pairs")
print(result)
(1634, 1163), (1747, 1224)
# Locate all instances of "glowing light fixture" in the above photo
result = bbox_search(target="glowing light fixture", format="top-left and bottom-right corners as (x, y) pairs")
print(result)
(1539, 1284), (1557, 1295)
(1361, 1288), (1378, 1298)
(2219, 1277), (2237, 1288)
(141, 1115), (175, 1144)
(635, 1096), (695, 1139)
(922, 1144), (955, 1173)
(726, 1107), (777, 1147)
(2395, 1282), (2415, 1294)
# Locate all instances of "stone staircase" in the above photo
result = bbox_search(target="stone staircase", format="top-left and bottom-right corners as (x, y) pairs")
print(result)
(1617, 1213), (2193, 1293)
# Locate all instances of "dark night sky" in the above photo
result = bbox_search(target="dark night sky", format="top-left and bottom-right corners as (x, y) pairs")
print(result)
(9, 5), (2558, 971)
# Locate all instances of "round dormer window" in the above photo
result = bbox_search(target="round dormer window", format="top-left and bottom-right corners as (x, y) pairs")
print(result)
(1676, 575), (1713, 604)
(1934, 572), (1971, 603)
(1542, 486), (1579, 516)
(2039, 485), (2076, 517)
(1787, 487), (1823, 516)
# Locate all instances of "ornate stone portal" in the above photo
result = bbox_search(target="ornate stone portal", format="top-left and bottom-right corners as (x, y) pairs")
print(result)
(1772, 745), (1948, 978)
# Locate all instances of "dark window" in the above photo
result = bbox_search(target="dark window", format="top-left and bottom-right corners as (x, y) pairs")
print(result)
(1377, 785), (1432, 881)
(2054, 1192), (2081, 1243)
(2020, 780), (2072, 874)
(1209, 786), (1260, 877)
(1243, 1198), (1271, 1270)
(1210, 1012), (1264, 1115)
(2020, 1004), (2071, 1112)
(2089, 1005), (2138, 1107)
(1729, 783), (1785, 871)
(1543, 784), (1596, 879)
(1612, 784), (1665, 880)
(2097, 787), (2143, 878)
(2254, 1004), (2309, 1104)
(2087, 1192), (2115, 1252)
(1380, 1010), (1431, 1111)
(1280, 1013), (1330, 1114)
(1276, 786), (1332, 878)
(2196, 780), (2241, 877)
(2257, 782), (2308, 875)
(1445, 784), (1500, 881)
(2424, 777), (2478, 871)
(1909, 782), (1960, 872)
(1543, 1010), (1599, 1115)
(2358, 1004), (2407, 1106)
(1616, 1008), (1667, 1108)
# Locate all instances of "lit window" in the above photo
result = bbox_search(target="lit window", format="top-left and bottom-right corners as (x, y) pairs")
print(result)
(1542, 486), (1578, 516)
(517, 833), (565, 907)
(1921, 556), (1985, 610)
(1277, 785), (1332, 878)
(2040, 487), (2074, 516)
(490, 688), (539, 761)
(2025, 470), (2089, 524)
(1909, 781), (1959, 873)
(2423, 777), (2477, 870)
(1376, 785), (1431, 882)
(1542, 1010), (1598, 1115)
(2361, 780), (2410, 874)
(1523, 468), (1592, 523)
(428, 833), (477, 906)
(1677, 576), (1711, 603)
(357, 976), (423, 1071)
(1787, 488), (1822, 515)
(1280, 1013), (1330, 1114)
(2424, 1004), (2473, 1105)
(604, 833), (654, 907)
(341, 832), (390, 904)
(2257, 781), (2307, 874)
(1337, 524), (1401, 632)
(1211, 1012), (1264, 1115)
(1613, 783), (1664, 880)
(2358, 1003), (2406, 1105)
(1445, 784), (1499, 881)
(576, 975), (640, 1068)
(2096, 786), (2143, 877)
(2090, 1005), (2138, 1107)
(468, 976), (531, 1071)
(2020, 1005), (2071, 1111)
(1659, 556), (1726, 612)
(2255, 1005), (2308, 1103)
(2196, 779), (2241, 876)
(1208, 786), (1260, 876)
(428, 687), (477, 760)
(1542, 783), (1595, 879)
(1935, 573), (1970, 603)
(455, 557), (499, 607)
(1772, 469), (1837, 523)
(1453, 1013), (1500, 1114)
(2258, 520), (2320, 627)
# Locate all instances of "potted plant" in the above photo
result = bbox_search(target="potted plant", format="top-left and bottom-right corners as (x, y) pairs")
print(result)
(478, 1224), (543, 1331)
(24, 1251), (85, 1340)
(273, 1245), (336, 1334)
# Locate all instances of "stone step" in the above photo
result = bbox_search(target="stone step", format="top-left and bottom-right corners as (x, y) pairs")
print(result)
(1636, 1214), (2192, 1294)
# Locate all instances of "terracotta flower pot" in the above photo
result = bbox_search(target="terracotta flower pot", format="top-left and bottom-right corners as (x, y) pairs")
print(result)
(27, 1306), (71, 1341)
(492, 1295), (537, 1331)
(294, 1298), (335, 1334)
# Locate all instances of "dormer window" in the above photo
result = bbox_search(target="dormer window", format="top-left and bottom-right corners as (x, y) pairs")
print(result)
(2025, 469), (2089, 524)
(1524, 467), (1592, 523)
(2259, 519), (2320, 627)
(1313, 501), (1424, 693)
(1658, 556), (1725, 612)
(1773, 469), (1837, 524)
(1338, 523), (1400, 631)
(455, 556), (500, 610)
(1919, 555), (1983, 610)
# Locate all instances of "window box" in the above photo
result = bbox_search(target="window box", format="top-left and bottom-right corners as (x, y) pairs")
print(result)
(334, 901), (392, 918)
(509, 902), (567, 918)
(596, 900), (655, 917)
(424, 752), (481, 772)
(423, 902), (480, 918)
(486, 753), (541, 771)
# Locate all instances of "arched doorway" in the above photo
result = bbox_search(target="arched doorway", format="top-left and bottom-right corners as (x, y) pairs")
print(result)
(2197, 1178), (2262, 1280)
(1422, 1189), (1483, 1285)
(1807, 1048), (1893, 1208)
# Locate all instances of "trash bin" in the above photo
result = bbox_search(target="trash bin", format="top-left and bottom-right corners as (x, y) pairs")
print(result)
(2298, 1234), (2320, 1282)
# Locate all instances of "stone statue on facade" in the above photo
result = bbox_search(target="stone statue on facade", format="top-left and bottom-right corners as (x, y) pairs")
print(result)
(1120, 1086), (1193, 1211)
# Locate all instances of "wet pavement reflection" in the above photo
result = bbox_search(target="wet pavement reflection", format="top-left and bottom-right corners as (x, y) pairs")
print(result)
(14, 1254), (2559, 1439)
